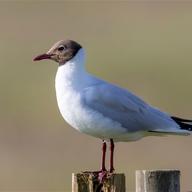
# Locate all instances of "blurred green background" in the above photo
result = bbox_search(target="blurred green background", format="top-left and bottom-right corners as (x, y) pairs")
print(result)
(0, 1), (192, 191)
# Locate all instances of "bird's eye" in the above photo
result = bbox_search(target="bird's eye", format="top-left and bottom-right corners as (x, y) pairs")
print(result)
(58, 45), (66, 51)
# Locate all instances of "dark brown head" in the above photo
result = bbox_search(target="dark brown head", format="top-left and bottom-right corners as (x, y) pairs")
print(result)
(33, 40), (82, 65)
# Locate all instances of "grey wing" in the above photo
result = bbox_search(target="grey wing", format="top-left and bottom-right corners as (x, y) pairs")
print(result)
(82, 82), (177, 132)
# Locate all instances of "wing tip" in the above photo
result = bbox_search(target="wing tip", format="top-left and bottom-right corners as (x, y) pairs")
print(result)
(148, 129), (191, 136)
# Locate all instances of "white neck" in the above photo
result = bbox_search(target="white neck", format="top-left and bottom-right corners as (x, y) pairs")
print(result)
(55, 48), (89, 91)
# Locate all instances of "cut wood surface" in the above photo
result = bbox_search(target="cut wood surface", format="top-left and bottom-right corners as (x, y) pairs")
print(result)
(136, 169), (180, 192)
(72, 172), (125, 192)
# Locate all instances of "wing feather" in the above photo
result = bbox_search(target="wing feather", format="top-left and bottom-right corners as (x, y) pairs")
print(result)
(82, 83), (153, 132)
(82, 81), (183, 133)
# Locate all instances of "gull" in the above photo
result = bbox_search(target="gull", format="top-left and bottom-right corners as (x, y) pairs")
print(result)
(33, 39), (192, 177)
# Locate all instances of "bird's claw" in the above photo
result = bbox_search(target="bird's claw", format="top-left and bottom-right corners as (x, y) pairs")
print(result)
(109, 167), (115, 173)
(98, 170), (108, 183)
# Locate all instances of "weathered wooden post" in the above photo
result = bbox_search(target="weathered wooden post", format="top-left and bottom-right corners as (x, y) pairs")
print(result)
(136, 170), (180, 192)
(72, 172), (126, 192)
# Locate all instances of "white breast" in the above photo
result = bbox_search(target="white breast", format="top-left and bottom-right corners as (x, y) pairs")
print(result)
(54, 50), (127, 140)
(55, 73), (127, 139)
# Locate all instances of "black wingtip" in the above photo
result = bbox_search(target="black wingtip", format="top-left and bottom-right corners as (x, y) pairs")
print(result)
(171, 116), (192, 123)
(171, 116), (192, 131)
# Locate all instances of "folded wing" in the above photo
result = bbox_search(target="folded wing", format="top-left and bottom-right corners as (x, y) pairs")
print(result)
(82, 82), (190, 135)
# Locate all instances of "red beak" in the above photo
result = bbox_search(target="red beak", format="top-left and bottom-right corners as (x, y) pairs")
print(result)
(33, 53), (52, 61)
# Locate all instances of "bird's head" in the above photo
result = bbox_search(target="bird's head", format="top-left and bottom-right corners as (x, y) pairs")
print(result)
(33, 40), (82, 65)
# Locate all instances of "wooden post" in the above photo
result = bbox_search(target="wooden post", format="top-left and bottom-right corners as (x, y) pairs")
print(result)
(72, 172), (126, 192)
(136, 170), (180, 192)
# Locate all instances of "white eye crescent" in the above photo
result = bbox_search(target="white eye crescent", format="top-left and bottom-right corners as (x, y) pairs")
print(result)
(58, 45), (66, 51)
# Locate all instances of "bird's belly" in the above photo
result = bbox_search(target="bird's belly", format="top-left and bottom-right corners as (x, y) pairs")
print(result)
(57, 94), (127, 139)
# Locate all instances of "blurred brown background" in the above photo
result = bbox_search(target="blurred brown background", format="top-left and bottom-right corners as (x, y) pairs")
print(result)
(0, 1), (192, 191)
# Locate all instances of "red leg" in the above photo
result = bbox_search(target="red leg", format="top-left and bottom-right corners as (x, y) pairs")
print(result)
(98, 140), (107, 183)
(84, 141), (108, 183)
(101, 140), (107, 171)
(109, 139), (115, 173)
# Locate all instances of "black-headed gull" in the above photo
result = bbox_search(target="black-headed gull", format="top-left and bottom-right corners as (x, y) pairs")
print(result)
(34, 39), (192, 176)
